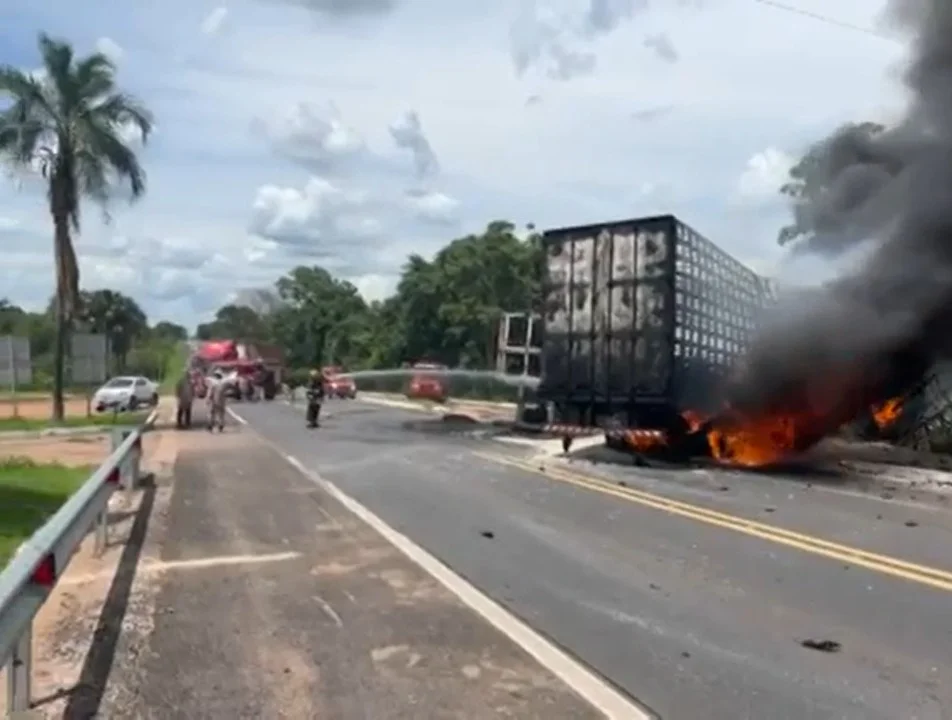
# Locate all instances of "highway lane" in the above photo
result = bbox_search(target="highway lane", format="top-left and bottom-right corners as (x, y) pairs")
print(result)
(233, 398), (952, 720)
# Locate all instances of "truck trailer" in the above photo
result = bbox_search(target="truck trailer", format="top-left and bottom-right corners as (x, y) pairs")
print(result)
(536, 214), (777, 430)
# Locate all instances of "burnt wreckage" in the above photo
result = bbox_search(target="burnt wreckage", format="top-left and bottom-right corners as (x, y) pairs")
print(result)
(533, 214), (951, 464)
(537, 215), (775, 426)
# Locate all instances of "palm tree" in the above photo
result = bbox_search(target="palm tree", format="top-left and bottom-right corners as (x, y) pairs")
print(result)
(0, 34), (153, 421)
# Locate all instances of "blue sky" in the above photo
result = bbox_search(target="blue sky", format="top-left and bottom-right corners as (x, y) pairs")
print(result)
(0, 0), (908, 328)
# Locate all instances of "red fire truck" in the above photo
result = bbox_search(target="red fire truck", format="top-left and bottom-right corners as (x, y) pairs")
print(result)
(405, 360), (449, 402)
(190, 340), (283, 400)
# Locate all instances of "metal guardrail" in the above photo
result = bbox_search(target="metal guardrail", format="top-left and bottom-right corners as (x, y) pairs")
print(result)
(0, 409), (158, 715)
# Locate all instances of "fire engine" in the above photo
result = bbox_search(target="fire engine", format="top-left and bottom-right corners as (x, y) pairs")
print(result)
(405, 360), (449, 402)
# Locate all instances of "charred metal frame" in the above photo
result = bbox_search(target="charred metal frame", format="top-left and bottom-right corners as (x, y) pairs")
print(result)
(495, 312), (542, 379)
(894, 365), (952, 451)
(539, 214), (777, 426)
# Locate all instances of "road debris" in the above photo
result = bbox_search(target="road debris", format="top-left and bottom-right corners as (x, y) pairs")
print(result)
(800, 639), (841, 653)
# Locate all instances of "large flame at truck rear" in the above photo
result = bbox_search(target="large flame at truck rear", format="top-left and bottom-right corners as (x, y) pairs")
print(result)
(698, 354), (921, 468)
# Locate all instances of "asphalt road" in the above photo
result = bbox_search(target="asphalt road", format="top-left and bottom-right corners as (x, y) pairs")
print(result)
(96, 415), (601, 720)
(232, 398), (952, 720)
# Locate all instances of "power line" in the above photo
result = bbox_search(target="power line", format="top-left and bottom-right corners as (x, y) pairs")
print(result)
(751, 0), (901, 42)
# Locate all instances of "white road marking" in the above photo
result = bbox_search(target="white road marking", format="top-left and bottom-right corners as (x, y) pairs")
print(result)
(280, 453), (652, 720)
(58, 551), (303, 586)
(227, 408), (248, 425)
(147, 551), (301, 571)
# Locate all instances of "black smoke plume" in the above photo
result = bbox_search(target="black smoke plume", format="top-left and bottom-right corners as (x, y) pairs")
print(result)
(729, 0), (952, 422)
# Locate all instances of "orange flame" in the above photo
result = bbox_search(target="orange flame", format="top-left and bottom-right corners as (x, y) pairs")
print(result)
(707, 414), (804, 467)
(871, 397), (903, 429)
(681, 410), (705, 432)
(620, 429), (668, 452)
(703, 375), (870, 468)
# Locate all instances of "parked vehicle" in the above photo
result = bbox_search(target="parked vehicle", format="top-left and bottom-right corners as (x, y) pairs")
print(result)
(92, 375), (159, 412)
(536, 214), (777, 430)
(322, 366), (357, 399)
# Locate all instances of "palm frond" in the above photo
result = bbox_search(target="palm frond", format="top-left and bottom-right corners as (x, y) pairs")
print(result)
(76, 116), (146, 198)
(0, 65), (56, 124)
(73, 148), (111, 223)
(0, 102), (48, 165)
(38, 34), (77, 113)
(73, 53), (116, 103)
(90, 92), (153, 143)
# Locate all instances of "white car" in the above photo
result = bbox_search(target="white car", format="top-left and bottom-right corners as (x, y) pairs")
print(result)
(93, 376), (158, 412)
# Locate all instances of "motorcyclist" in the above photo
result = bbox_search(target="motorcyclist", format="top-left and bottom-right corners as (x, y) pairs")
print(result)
(305, 369), (325, 428)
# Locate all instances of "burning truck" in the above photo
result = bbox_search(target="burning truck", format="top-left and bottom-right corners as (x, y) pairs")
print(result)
(534, 214), (921, 467)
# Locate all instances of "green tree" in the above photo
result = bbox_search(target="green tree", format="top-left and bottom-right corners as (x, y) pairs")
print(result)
(0, 34), (153, 420)
(196, 304), (269, 342)
(197, 220), (546, 378)
(0, 299), (26, 334)
(390, 220), (543, 368)
(777, 121), (885, 248)
(151, 320), (188, 343)
(77, 288), (148, 371)
(271, 266), (371, 369)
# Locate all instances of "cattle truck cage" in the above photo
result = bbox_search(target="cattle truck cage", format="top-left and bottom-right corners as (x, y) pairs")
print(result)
(538, 214), (777, 429)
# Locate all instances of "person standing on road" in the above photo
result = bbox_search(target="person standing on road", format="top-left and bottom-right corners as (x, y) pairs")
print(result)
(175, 373), (194, 429)
(206, 371), (227, 432)
(305, 369), (325, 428)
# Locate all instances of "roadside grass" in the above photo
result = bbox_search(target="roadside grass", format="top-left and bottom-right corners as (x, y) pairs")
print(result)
(0, 411), (152, 432)
(0, 458), (91, 568)
(159, 342), (190, 395)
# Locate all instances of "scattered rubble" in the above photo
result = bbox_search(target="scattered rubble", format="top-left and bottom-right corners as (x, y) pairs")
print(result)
(800, 639), (841, 653)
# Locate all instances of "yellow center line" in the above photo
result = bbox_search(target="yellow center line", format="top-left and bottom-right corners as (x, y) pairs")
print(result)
(473, 451), (952, 593)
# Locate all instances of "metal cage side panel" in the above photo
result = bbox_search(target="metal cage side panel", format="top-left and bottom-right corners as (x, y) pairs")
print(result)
(670, 220), (778, 413)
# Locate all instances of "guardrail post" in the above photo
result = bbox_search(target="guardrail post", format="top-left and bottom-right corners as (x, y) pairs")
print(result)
(128, 434), (142, 491)
(7, 625), (32, 713)
(110, 428), (143, 491)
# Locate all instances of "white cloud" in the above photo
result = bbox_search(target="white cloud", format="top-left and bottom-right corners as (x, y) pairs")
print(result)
(201, 7), (229, 35)
(267, 0), (398, 17)
(94, 36), (124, 62)
(351, 273), (398, 302)
(406, 190), (460, 225)
(734, 147), (797, 203)
(0, 0), (911, 328)
(259, 102), (364, 169)
(248, 176), (381, 261)
(509, 0), (664, 80)
(643, 32), (678, 63)
(0, 217), (19, 232)
(389, 111), (438, 180)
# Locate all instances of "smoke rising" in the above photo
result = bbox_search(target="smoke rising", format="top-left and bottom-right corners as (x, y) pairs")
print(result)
(732, 0), (952, 417)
